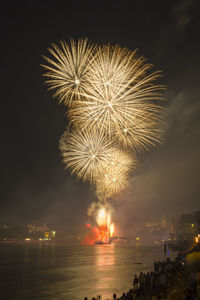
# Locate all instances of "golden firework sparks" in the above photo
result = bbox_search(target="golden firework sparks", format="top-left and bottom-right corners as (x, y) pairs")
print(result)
(96, 167), (129, 200)
(43, 39), (166, 200)
(68, 44), (164, 150)
(101, 147), (137, 174)
(94, 148), (136, 200)
(42, 38), (96, 106)
(113, 110), (164, 150)
(59, 128), (114, 183)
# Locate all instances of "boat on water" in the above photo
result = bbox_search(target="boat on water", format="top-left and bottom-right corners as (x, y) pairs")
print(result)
(95, 239), (111, 245)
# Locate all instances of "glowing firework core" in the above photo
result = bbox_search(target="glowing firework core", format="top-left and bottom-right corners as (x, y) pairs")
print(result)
(96, 207), (114, 243)
(75, 78), (80, 85)
(81, 206), (115, 245)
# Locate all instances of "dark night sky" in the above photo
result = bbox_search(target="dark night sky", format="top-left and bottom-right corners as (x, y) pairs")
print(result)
(1, 0), (200, 234)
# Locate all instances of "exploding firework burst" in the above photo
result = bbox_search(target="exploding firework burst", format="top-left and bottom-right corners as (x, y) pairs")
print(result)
(84, 44), (137, 94)
(59, 128), (114, 183)
(68, 44), (164, 150)
(101, 148), (137, 174)
(113, 110), (164, 150)
(42, 38), (95, 106)
(94, 148), (137, 200)
(82, 206), (115, 245)
(43, 39), (164, 151)
(96, 167), (129, 200)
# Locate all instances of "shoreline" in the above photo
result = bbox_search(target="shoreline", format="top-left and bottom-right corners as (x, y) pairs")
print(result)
(87, 247), (200, 300)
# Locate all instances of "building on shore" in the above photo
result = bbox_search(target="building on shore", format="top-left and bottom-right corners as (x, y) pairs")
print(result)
(0, 222), (56, 241)
(168, 211), (200, 250)
(194, 211), (200, 235)
(176, 213), (196, 242)
(169, 218), (177, 241)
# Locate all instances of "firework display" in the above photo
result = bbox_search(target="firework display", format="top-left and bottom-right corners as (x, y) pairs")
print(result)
(94, 148), (137, 199)
(43, 39), (164, 151)
(82, 207), (114, 245)
(59, 128), (113, 182)
(101, 147), (137, 175)
(69, 45), (164, 150)
(43, 38), (165, 243)
(42, 39), (95, 106)
(96, 168), (129, 200)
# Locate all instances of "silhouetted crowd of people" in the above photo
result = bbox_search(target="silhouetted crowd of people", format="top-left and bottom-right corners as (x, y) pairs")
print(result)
(118, 256), (185, 299)
(84, 255), (186, 300)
